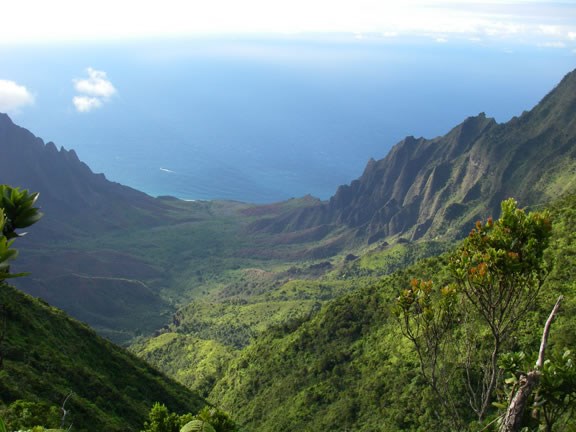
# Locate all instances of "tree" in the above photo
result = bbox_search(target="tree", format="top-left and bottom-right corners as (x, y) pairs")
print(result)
(1, 400), (60, 431)
(141, 402), (181, 432)
(0, 185), (42, 368)
(397, 198), (553, 427)
(450, 198), (552, 420)
(0, 185), (43, 280)
(395, 278), (463, 427)
(141, 404), (239, 432)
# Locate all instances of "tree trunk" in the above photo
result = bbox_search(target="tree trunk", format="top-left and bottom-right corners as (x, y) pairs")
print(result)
(499, 371), (540, 432)
(498, 296), (563, 432)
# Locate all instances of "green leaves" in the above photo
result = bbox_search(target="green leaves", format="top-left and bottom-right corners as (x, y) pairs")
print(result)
(449, 198), (552, 339)
(499, 351), (527, 377)
(396, 278), (458, 332)
(0, 210), (18, 279)
(0, 185), (42, 280)
(0, 400), (61, 431)
(188, 406), (238, 432)
(458, 198), (551, 278)
(141, 402), (181, 432)
(0, 235), (18, 272)
(180, 420), (217, 432)
(398, 198), (556, 425)
(497, 349), (576, 429)
(539, 349), (576, 409)
(0, 185), (44, 239)
(141, 404), (238, 432)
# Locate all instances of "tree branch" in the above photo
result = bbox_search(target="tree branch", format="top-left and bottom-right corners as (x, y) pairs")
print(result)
(499, 296), (563, 432)
(536, 295), (563, 369)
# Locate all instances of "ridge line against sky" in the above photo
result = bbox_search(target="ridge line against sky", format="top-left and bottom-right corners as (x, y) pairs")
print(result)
(1, 0), (576, 49)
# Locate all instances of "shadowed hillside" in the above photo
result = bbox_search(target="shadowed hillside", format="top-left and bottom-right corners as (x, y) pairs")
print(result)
(0, 113), (169, 240)
(0, 283), (206, 431)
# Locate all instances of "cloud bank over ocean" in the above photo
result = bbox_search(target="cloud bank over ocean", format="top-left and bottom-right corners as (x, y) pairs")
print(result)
(1, 1), (575, 54)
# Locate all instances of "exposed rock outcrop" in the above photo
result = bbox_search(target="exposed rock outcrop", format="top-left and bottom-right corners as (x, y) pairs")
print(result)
(249, 69), (576, 244)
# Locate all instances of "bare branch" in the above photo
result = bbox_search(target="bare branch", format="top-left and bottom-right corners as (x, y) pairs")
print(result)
(536, 295), (563, 369)
(61, 392), (74, 430)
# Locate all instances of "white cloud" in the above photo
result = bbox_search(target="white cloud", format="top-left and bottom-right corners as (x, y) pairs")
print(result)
(0, 0), (575, 51)
(537, 41), (566, 48)
(74, 68), (116, 98)
(538, 25), (561, 36)
(72, 68), (116, 113)
(72, 96), (103, 113)
(0, 79), (34, 113)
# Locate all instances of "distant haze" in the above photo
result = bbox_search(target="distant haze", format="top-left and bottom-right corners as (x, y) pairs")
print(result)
(1, 36), (574, 202)
(2, 1), (576, 43)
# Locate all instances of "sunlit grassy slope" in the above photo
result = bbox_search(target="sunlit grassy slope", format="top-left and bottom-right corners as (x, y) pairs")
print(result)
(206, 193), (576, 431)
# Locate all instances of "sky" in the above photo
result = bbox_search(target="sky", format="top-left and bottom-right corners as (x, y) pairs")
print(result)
(0, 0), (575, 201)
(1, 0), (575, 44)
(1, 0), (575, 114)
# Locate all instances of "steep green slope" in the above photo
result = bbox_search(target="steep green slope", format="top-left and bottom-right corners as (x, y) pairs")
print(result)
(131, 265), (375, 397)
(208, 194), (576, 431)
(0, 283), (206, 431)
(0, 113), (171, 243)
(209, 260), (449, 431)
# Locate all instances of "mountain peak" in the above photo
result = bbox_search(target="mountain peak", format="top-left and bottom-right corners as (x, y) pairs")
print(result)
(249, 69), (576, 245)
(0, 112), (14, 125)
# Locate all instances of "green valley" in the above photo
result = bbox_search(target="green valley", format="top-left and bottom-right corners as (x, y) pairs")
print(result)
(0, 69), (575, 431)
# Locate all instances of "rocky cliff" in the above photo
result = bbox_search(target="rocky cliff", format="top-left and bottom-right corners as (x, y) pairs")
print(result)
(250, 69), (576, 244)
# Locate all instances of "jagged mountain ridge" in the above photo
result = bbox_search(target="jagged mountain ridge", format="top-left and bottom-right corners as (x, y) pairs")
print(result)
(0, 113), (168, 239)
(0, 114), (179, 343)
(3, 69), (576, 248)
(250, 69), (576, 244)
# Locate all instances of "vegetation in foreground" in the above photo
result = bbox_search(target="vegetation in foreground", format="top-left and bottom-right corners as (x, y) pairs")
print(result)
(204, 195), (576, 431)
(1, 189), (575, 431)
(0, 185), (207, 431)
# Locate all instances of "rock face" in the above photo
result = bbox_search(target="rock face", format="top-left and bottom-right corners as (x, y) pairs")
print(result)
(0, 113), (167, 239)
(251, 69), (576, 243)
(326, 113), (497, 240)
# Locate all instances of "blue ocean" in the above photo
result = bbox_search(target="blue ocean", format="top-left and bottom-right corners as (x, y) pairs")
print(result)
(2, 36), (573, 203)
